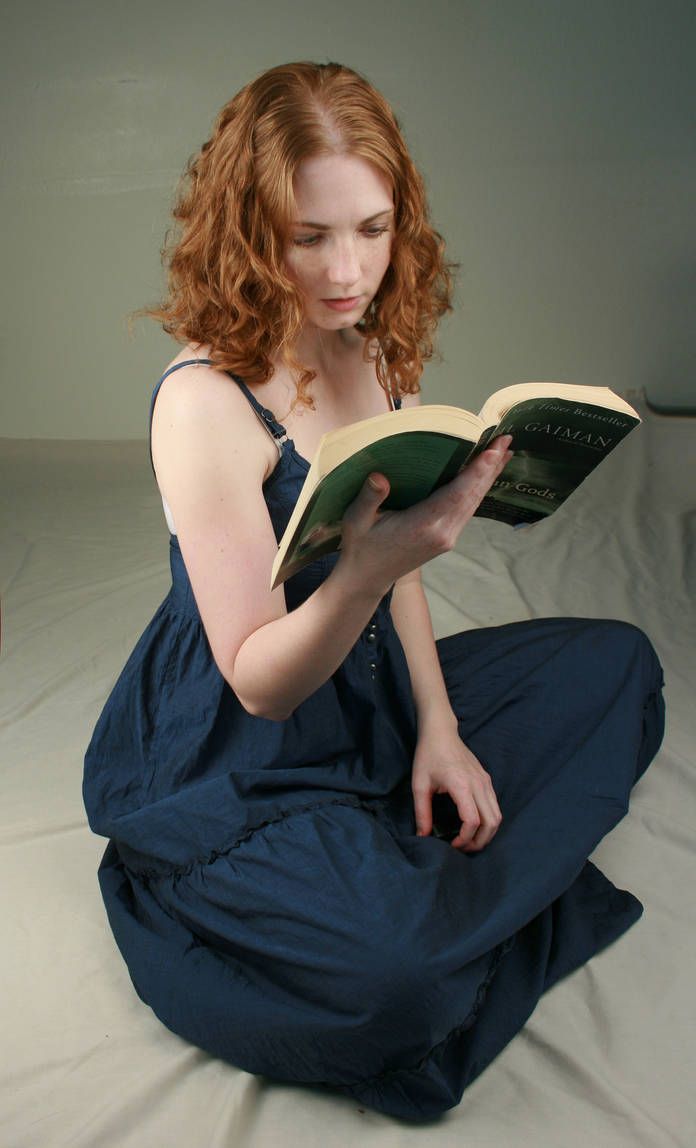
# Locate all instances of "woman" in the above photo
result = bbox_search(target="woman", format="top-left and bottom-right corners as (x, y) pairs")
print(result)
(83, 62), (665, 1120)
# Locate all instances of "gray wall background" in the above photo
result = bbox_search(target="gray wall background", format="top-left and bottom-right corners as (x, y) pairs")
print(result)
(2, 0), (694, 439)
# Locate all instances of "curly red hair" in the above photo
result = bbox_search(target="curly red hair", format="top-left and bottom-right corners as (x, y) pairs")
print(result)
(137, 61), (455, 404)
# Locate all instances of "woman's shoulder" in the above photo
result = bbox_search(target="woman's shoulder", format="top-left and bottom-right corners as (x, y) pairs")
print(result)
(153, 343), (255, 425)
(157, 342), (217, 384)
(151, 344), (278, 479)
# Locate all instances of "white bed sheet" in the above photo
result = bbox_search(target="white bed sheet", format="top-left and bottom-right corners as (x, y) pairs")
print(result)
(1, 393), (694, 1147)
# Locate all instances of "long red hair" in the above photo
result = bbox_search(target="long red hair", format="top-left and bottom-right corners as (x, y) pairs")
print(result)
(137, 61), (455, 404)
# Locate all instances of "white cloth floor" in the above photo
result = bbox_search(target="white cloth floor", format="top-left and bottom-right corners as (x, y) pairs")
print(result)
(1, 392), (694, 1147)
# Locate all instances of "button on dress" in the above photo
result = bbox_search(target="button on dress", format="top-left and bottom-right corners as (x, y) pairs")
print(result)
(83, 360), (665, 1120)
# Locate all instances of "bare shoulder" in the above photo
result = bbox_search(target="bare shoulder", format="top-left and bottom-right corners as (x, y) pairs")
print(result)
(151, 353), (277, 489)
(152, 356), (241, 439)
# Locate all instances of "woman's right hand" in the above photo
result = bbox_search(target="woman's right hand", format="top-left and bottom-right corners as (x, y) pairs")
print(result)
(338, 435), (513, 595)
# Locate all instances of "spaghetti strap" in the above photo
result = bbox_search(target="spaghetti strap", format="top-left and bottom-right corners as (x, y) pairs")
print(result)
(226, 376), (288, 449)
(386, 380), (402, 411)
(147, 358), (288, 474)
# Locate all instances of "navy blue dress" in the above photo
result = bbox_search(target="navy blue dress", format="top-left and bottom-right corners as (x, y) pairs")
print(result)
(83, 361), (665, 1121)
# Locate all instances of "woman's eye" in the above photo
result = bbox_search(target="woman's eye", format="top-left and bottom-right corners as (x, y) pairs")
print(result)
(292, 234), (322, 248)
(291, 226), (389, 248)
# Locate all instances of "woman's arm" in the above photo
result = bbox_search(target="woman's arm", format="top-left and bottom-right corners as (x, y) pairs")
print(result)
(152, 366), (381, 720)
(234, 447), (511, 719)
(389, 569), (459, 733)
(152, 365), (511, 721)
(390, 570), (503, 851)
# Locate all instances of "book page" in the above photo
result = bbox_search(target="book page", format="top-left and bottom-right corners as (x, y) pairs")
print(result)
(315, 405), (483, 477)
(478, 382), (640, 428)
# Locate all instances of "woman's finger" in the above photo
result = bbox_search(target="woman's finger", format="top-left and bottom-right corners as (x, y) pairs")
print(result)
(453, 441), (513, 505)
(342, 472), (390, 538)
(412, 782), (434, 838)
(451, 777), (502, 851)
(449, 789), (482, 849)
(425, 442), (514, 533)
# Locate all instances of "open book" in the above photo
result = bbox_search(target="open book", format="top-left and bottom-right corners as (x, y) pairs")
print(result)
(270, 382), (640, 589)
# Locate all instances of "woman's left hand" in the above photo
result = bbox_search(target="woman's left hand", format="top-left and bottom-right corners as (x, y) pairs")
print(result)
(411, 728), (502, 851)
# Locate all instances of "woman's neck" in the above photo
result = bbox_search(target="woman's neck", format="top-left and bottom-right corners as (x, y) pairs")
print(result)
(291, 323), (365, 378)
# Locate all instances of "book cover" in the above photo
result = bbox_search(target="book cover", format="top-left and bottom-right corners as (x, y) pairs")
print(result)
(478, 397), (639, 524)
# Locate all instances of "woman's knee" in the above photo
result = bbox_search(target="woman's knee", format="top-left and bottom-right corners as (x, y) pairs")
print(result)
(577, 619), (662, 687)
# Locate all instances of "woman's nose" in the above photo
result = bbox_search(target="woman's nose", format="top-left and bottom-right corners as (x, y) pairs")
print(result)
(326, 239), (361, 286)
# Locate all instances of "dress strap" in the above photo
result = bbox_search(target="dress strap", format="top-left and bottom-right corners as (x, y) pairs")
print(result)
(147, 357), (288, 474)
(385, 378), (402, 411)
(226, 375), (289, 449)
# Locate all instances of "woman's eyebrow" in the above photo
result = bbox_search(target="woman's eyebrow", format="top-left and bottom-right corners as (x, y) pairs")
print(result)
(294, 208), (394, 230)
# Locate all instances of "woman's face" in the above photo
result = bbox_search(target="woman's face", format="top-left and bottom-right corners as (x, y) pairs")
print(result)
(285, 153), (394, 332)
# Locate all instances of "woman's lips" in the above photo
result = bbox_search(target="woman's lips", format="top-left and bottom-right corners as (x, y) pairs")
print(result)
(322, 296), (362, 312)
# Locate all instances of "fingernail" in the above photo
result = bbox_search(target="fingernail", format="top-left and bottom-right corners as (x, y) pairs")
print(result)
(368, 475), (382, 492)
